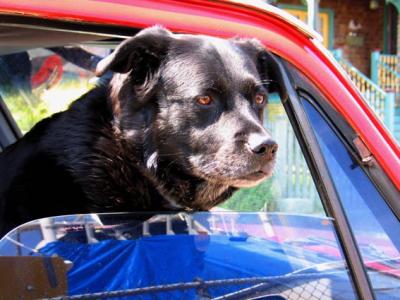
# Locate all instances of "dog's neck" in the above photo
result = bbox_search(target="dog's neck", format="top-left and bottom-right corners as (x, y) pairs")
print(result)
(97, 123), (235, 212)
(133, 148), (235, 210)
(156, 162), (234, 210)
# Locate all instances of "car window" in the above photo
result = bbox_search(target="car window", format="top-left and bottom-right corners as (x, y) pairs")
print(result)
(0, 101), (18, 150)
(0, 212), (357, 299)
(302, 97), (400, 299)
(0, 45), (112, 134)
(1, 41), (323, 219)
(0, 37), (360, 298)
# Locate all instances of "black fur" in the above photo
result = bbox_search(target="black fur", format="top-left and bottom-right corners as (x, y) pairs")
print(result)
(0, 27), (277, 236)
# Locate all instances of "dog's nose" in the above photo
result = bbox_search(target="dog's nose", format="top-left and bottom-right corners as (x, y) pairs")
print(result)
(250, 139), (278, 159)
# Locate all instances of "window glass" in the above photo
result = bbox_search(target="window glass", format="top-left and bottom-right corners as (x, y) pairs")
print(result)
(0, 45), (111, 133)
(0, 212), (357, 299)
(303, 98), (400, 298)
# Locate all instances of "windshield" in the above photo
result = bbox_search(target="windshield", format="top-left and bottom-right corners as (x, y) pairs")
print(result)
(0, 212), (358, 300)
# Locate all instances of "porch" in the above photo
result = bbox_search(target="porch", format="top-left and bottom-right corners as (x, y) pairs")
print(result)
(273, 0), (400, 142)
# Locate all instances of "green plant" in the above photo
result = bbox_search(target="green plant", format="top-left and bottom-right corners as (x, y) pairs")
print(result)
(4, 92), (49, 134)
(220, 177), (276, 211)
(3, 78), (93, 134)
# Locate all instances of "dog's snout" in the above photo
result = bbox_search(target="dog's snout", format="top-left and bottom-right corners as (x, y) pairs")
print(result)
(250, 138), (278, 159)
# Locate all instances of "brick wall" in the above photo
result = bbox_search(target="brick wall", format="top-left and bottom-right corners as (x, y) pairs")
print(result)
(278, 0), (384, 75)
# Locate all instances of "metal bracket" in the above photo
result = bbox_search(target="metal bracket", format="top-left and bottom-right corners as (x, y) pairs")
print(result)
(353, 136), (373, 166)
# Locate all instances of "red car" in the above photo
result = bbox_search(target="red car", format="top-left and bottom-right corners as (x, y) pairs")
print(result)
(0, 1), (399, 299)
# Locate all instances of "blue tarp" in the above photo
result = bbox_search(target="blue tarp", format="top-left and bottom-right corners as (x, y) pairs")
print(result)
(40, 234), (296, 299)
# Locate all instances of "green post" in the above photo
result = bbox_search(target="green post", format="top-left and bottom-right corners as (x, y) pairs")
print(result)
(332, 48), (342, 60)
(384, 92), (395, 133)
(371, 51), (380, 84)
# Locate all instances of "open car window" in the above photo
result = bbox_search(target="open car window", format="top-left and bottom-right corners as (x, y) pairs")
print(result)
(0, 26), (364, 299)
(4, 20), (399, 298)
(0, 28), (326, 217)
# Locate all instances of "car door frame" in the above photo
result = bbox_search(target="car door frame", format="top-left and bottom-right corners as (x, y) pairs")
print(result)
(269, 55), (377, 300)
(2, 14), (399, 299)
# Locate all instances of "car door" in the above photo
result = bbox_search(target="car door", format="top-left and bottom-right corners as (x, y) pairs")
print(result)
(278, 57), (400, 299)
(0, 7), (399, 299)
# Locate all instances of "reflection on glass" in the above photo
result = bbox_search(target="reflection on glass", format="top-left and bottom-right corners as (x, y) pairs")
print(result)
(303, 98), (400, 299)
(0, 212), (356, 299)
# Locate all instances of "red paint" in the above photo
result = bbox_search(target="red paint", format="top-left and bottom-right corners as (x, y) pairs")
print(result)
(0, 0), (398, 189)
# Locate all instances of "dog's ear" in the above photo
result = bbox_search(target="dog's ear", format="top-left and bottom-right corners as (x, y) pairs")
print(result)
(95, 26), (172, 82)
(232, 38), (279, 93)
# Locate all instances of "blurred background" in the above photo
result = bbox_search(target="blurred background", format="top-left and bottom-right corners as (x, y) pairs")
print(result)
(267, 0), (400, 142)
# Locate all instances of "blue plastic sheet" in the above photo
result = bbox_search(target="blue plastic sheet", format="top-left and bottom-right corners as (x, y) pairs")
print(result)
(40, 234), (295, 299)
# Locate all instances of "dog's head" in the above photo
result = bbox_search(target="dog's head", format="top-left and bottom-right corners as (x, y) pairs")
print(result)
(97, 27), (278, 204)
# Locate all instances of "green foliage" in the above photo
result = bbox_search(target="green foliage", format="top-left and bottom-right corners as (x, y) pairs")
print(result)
(3, 78), (93, 134)
(4, 92), (50, 134)
(220, 177), (276, 211)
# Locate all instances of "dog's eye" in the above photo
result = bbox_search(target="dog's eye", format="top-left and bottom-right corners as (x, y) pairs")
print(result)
(255, 93), (266, 105)
(196, 95), (213, 105)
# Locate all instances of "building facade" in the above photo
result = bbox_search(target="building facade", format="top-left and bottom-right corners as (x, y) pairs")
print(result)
(272, 0), (400, 141)
(276, 0), (397, 76)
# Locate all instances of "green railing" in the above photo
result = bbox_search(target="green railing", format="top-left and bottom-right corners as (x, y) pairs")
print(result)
(333, 49), (395, 133)
(371, 51), (400, 95)
(266, 97), (320, 214)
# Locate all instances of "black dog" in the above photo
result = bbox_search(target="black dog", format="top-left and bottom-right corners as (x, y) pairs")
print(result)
(0, 27), (278, 236)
